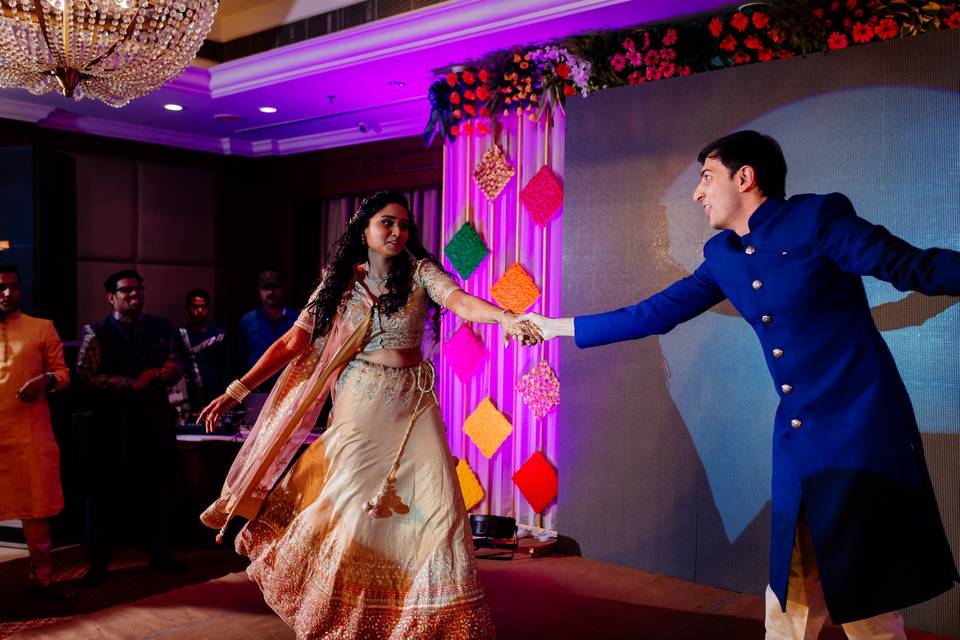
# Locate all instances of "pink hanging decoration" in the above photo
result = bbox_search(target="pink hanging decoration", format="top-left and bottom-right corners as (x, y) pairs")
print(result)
(520, 165), (564, 226)
(517, 359), (560, 419)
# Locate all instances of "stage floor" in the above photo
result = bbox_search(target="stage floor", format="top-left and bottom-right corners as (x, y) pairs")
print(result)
(4, 549), (953, 639)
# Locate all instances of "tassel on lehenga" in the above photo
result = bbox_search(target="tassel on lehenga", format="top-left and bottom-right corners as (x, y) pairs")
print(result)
(363, 361), (438, 519)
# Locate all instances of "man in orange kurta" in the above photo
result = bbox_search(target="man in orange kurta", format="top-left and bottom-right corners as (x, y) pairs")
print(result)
(0, 264), (70, 596)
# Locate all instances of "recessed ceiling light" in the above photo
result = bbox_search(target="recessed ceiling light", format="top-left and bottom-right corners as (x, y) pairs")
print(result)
(387, 80), (406, 87)
(163, 103), (184, 112)
(259, 106), (277, 113)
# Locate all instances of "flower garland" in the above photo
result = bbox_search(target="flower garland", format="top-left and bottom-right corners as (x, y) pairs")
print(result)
(422, 0), (959, 144)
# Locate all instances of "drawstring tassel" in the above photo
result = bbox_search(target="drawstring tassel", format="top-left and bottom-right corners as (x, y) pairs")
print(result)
(364, 362), (436, 520)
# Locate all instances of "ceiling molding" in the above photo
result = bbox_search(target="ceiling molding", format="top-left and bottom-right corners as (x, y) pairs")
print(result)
(273, 114), (424, 155)
(0, 97), (57, 123)
(208, 0), (632, 97)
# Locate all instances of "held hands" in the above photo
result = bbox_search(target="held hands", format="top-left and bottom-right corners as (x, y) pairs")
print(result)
(198, 394), (239, 433)
(15, 375), (48, 403)
(499, 311), (544, 347)
(518, 312), (561, 341)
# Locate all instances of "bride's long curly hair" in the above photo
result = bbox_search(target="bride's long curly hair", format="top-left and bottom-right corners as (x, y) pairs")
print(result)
(306, 191), (445, 341)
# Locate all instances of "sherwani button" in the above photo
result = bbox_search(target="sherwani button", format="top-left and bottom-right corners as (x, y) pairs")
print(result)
(781, 384), (793, 394)
(791, 418), (802, 429)
(752, 280), (763, 290)
(745, 245), (757, 255)
(772, 348), (784, 358)
(761, 314), (773, 325)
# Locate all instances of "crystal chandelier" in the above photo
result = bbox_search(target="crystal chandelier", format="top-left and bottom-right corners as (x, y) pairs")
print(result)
(0, 0), (217, 107)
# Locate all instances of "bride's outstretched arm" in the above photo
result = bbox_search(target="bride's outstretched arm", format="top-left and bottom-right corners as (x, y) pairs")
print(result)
(445, 290), (543, 345)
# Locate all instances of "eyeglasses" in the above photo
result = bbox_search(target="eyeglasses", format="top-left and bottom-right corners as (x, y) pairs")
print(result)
(115, 285), (145, 295)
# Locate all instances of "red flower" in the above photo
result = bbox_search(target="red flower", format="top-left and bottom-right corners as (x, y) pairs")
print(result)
(610, 53), (628, 71)
(622, 37), (635, 51)
(745, 35), (762, 50)
(453, 109), (462, 119)
(845, 0), (857, 9)
(946, 12), (960, 29)
(642, 32), (651, 50)
(446, 73), (458, 87)
(644, 49), (660, 66)
(627, 50), (644, 66)
(556, 63), (571, 79)
(660, 47), (677, 61)
(464, 89), (476, 100)
(449, 92), (461, 105)
(812, 8), (825, 19)
(733, 51), (752, 64)
(679, 65), (692, 76)
(563, 84), (577, 96)
(479, 106), (489, 117)
(450, 125), (460, 136)
(776, 50), (796, 59)
(768, 28), (785, 44)
(659, 61), (676, 78)
(476, 85), (491, 101)
(719, 35), (738, 51)
(853, 8), (863, 17)
(731, 11), (749, 32)
(476, 121), (489, 135)
(751, 12), (769, 29)
(827, 32), (848, 49)
(627, 71), (645, 84)
(520, 61), (529, 70)
(709, 17), (724, 38)
(830, 1), (841, 12)
(758, 47), (775, 61)
(462, 122), (473, 136)
(464, 104), (476, 117)
(663, 28), (678, 46)
(875, 17), (898, 39)
(478, 69), (489, 83)
(851, 22), (873, 43)
(645, 67), (662, 81)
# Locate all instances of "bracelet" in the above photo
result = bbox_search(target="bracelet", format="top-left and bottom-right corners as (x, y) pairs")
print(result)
(225, 379), (252, 404)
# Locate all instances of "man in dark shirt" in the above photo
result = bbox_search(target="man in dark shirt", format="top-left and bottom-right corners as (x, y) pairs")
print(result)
(77, 269), (186, 586)
(180, 288), (230, 411)
(237, 270), (296, 391)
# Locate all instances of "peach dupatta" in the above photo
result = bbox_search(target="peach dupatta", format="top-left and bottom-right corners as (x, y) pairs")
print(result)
(201, 287), (373, 542)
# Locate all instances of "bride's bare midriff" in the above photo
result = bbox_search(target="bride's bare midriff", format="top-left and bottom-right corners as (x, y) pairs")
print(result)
(355, 346), (422, 368)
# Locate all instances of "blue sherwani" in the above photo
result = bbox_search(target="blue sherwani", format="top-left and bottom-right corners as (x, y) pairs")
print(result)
(574, 193), (959, 623)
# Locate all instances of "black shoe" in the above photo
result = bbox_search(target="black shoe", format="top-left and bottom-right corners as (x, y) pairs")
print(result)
(81, 565), (109, 588)
(32, 583), (70, 600)
(149, 553), (186, 575)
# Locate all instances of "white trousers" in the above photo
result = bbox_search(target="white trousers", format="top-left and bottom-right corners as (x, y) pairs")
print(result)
(764, 513), (906, 640)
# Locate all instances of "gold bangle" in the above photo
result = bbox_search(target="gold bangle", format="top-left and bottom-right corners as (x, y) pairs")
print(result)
(225, 379), (251, 403)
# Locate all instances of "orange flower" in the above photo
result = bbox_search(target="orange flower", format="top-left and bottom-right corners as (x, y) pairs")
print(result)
(827, 32), (848, 49)
(513, 53), (522, 63)
(752, 12), (769, 29)
(851, 22), (873, 43)
(709, 17), (724, 38)
(476, 85), (491, 100)
(730, 11), (749, 32)
(520, 61), (529, 69)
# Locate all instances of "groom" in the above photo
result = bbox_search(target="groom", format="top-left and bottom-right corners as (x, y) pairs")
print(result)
(524, 130), (959, 639)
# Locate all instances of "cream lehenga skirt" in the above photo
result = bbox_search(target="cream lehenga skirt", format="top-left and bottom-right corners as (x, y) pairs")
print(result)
(235, 359), (496, 639)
